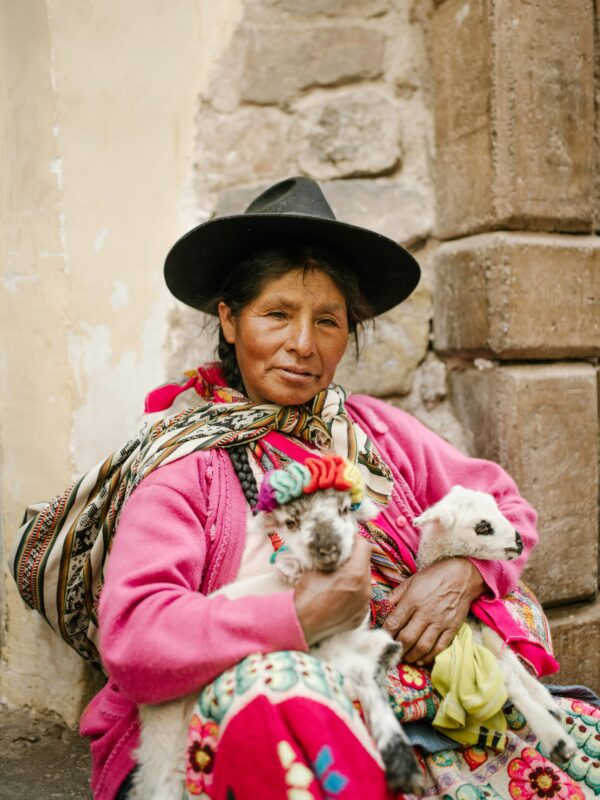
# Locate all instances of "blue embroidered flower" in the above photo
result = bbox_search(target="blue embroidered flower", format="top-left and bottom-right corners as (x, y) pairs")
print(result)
(313, 745), (349, 797)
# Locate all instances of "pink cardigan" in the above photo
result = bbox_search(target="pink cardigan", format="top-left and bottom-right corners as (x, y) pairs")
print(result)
(80, 395), (538, 800)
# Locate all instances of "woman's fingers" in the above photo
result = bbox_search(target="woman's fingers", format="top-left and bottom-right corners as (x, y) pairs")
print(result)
(424, 627), (456, 664)
(297, 551), (484, 655)
(402, 625), (457, 665)
(294, 534), (373, 645)
(382, 559), (486, 662)
(384, 580), (409, 608)
(352, 533), (377, 570)
(382, 587), (414, 639)
(387, 611), (458, 665)
(401, 624), (442, 664)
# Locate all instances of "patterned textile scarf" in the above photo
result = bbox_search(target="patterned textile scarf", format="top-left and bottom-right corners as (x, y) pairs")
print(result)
(145, 363), (394, 504)
(10, 362), (393, 671)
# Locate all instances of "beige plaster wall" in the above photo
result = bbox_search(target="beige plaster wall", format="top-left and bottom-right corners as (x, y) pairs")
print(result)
(0, 0), (242, 725)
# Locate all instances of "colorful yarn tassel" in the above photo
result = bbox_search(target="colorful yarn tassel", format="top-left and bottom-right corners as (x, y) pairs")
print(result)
(256, 455), (365, 512)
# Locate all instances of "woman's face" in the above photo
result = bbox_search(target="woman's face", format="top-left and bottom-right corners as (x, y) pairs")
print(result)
(218, 268), (349, 405)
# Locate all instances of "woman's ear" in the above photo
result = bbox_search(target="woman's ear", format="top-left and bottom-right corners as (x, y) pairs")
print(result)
(218, 302), (236, 344)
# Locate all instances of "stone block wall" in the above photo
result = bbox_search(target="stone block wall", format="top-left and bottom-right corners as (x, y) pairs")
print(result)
(450, 364), (598, 607)
(432, 0), (595, 238)
(435, 234), (600, 359)
(430, 0), (600, 691)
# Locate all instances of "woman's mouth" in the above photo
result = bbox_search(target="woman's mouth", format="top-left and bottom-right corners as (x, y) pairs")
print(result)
(277, 366), (316, 383)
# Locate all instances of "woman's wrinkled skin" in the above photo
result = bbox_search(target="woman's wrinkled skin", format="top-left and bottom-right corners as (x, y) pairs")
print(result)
(219, 266), (484, 657)
(218, 268), (349, 407)
(383, 558), (485, 665)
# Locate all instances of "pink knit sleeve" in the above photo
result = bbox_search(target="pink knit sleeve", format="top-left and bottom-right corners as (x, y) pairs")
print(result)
(346, 396), (539, 599)
(98, 455), (308, 705)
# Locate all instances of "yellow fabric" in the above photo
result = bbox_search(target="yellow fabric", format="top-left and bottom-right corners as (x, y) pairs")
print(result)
(431, 623), (508, 750)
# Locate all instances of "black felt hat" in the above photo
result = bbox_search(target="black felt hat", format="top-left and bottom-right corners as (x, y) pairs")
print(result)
(164, 176), (421, 317)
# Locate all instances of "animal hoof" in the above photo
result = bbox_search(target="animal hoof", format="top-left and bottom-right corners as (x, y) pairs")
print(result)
(550, 737), (576, 765)
(382, 737), (424, 795)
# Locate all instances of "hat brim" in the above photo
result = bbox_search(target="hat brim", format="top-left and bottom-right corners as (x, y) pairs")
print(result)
(164, 213), (421, 317)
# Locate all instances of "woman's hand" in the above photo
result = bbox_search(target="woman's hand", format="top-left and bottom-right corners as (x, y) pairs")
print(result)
(383, 558), (485, 665)
(294, 535), (372, 645)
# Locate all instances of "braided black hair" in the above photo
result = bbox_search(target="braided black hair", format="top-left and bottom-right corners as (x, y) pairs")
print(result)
(219, 337), (259, 507)
(217, 327), (245, 395)
(228, 445), (259, 508)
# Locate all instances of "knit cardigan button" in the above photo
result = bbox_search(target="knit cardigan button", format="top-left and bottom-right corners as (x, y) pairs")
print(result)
(396, 514), (407, 527)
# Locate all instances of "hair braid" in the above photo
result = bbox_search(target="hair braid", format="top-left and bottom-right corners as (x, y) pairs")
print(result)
(228, 446), (259, 509)
(217, 329), (245, 395)
(217, 331), (259, 507)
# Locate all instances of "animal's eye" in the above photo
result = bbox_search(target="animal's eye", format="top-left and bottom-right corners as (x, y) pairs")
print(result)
(338, 506), (350, 516)
(474, 520), (494, 535)
(284, 518), (297, 530)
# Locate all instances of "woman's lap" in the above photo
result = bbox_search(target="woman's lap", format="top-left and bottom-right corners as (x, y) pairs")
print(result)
(423, 697), (599, 800)
(128, 651), (600, 800)
(185, 650), (389, 799)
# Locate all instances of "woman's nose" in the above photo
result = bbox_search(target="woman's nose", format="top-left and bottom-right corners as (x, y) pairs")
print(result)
(287, 319), (316, 357)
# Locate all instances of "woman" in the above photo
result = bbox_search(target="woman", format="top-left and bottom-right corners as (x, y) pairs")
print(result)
(81, 177), (599, 800)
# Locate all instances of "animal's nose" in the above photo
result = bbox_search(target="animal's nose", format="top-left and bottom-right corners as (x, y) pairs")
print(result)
(515, 531), (523, 554)
(317, 544), (340, 557)
(311, 528), (343, 570)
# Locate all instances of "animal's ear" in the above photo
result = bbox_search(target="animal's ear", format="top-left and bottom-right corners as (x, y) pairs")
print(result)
(275, 553), (302, 584)
(413, 504), (456, 531)
(354, 497), (379, 522)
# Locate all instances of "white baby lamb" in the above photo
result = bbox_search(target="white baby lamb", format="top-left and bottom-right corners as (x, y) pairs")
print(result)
(414, 485), (576, 765)
(131, 468), (423, 800)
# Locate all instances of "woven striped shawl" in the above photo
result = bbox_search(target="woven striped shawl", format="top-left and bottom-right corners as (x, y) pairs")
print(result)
(9, 378), (393, 671)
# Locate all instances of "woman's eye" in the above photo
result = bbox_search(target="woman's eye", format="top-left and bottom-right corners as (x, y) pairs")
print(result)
(318, 318), (338, 327)
(285, 519), (296, 530)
